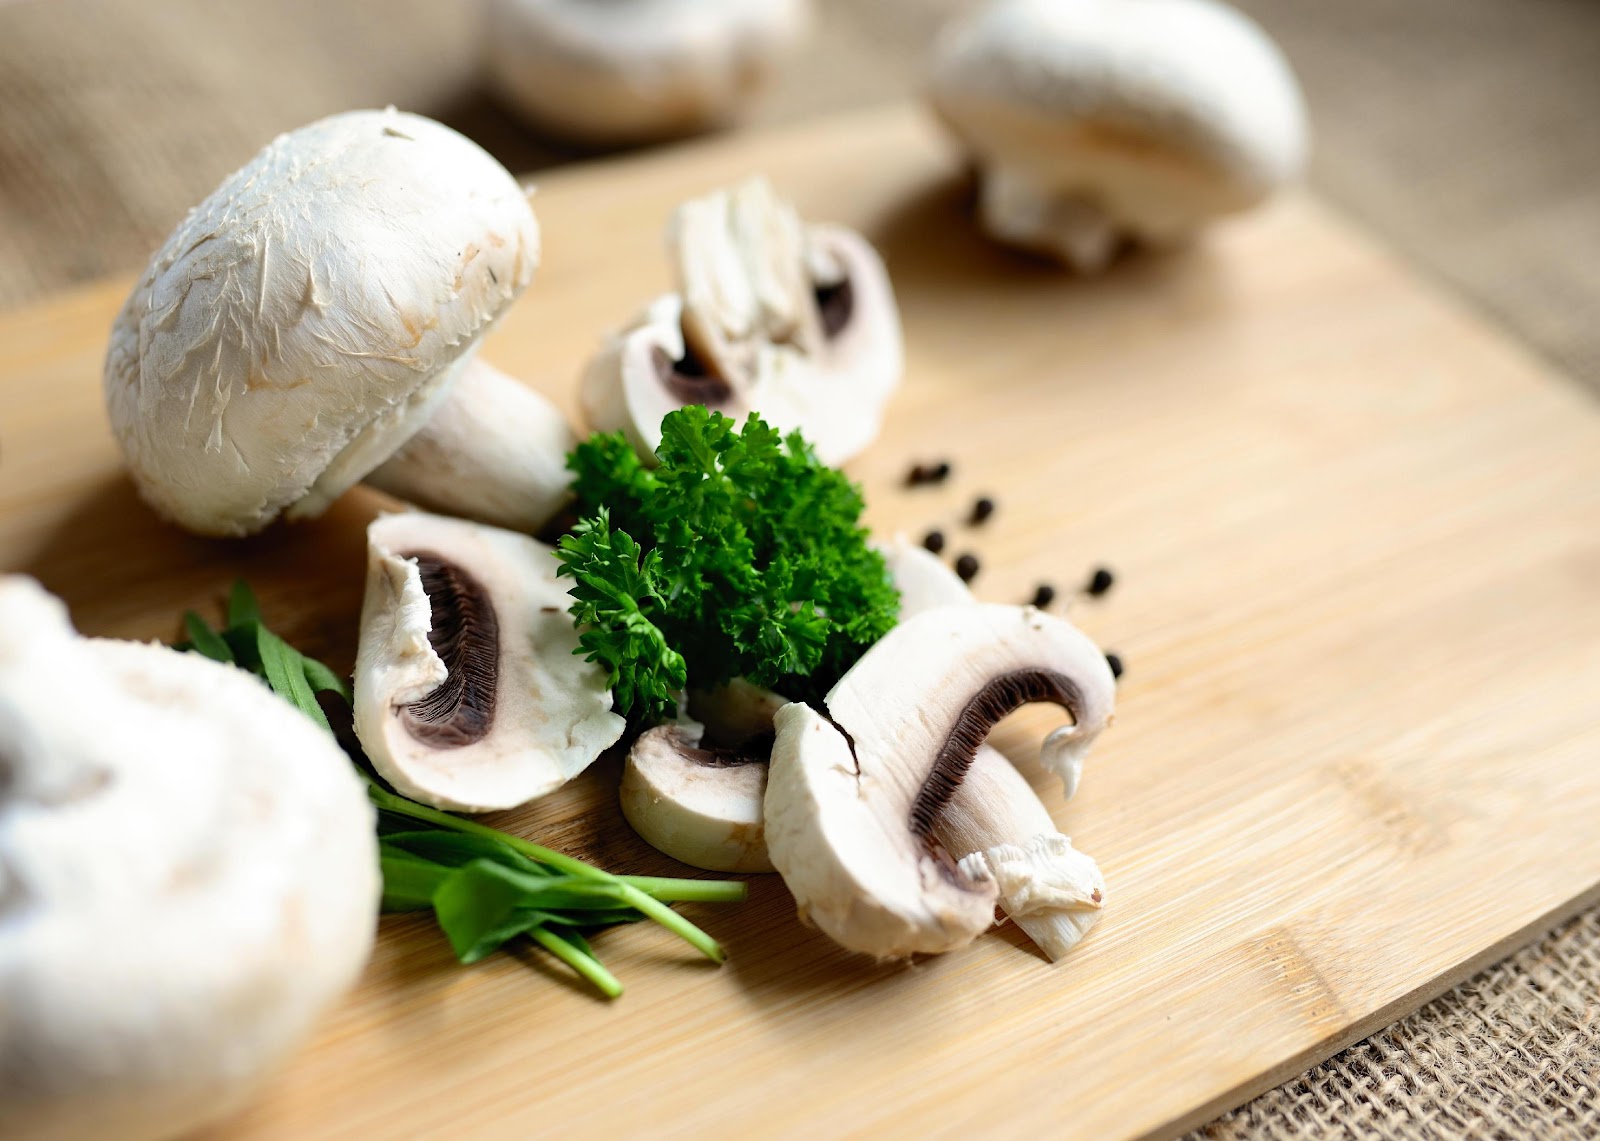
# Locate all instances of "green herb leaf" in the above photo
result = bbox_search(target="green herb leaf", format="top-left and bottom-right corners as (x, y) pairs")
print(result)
(181, 611), (235, 664)
(560, 408), (900, 720)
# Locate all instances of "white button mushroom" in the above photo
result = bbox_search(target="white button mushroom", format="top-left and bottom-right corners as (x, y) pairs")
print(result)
(484, 0), (810, 145)
(763, 603), (1116, 959)
(104, 108), (575, 538)
(0, 577), (378, 1140)
(580, 177), (903, 466)
(929, 0), (1309, 271)
(354, 510), (626, 813)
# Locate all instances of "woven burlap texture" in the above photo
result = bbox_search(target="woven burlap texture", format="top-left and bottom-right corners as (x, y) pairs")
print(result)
(2, 1), (1598, 1136)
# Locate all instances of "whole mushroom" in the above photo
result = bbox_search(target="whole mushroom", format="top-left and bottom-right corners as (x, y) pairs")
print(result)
(581, 177), (903, 466)
(929, 0), (1309, 271)
(354, 510), (626, 812)
(0, 577), (378, 1140)
(485, 0), (810, 145)
(104, 108), (575, 538)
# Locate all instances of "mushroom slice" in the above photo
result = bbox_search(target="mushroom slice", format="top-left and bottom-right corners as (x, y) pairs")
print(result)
(0, 577), (377, 1140)
(354, 511), (625, 812)
(484, 0), (809, 145)
(103, 108), (573, 537)
(580, 177), (902, 465)
(764, 603), (1115, 958)
(619, 721), (775, 873)
(929, 0), (1308, 271)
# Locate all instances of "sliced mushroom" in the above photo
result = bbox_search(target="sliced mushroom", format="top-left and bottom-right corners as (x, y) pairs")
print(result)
(0, 577), (378, 1140)
(485, 0), (809, 145)
(580, 177), (902, 465)
(929, 0), (1308, 271)
(104, 108), (573, 537)
(619, 721), (774, 873)
(354, 511), (625, 812)
(764, 603), (1115, 958)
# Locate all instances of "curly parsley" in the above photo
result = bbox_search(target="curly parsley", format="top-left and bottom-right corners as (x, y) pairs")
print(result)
(557, 407), (901, 724)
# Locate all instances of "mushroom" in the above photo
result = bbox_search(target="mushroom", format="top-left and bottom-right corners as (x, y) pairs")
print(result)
(763, 603), (1116, 958)
(484, 0), (810, 145)
(619, 720), (774, 873)
(928, 0), (1309, 271)
(0, 577), (378, 1140)
(580, 177), (902, 465)
(104, 107), (575, 538)
(354, 510), (626, 812)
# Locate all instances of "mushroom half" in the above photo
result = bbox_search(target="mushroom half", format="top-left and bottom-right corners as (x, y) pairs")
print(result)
(485, 0), (810, 145)
(0, 577), (378, 1141)
(581, 177), (902, 465)
(764, 603), (1116, 959)
(354, 511), (626, 812)
(104, 108), (574, 537)
(929, 0), (1308, 271)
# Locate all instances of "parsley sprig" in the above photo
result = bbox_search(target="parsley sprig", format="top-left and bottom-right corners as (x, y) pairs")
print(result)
(179, 583), (745, 999)
(557, 407), (900, 724)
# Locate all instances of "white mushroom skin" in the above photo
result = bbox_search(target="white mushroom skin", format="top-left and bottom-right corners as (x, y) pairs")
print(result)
(930, 0), (1309, 271)
(764, 603), (1116, 959)
(364, 359), (577, 533)
(104, 108), (543, 537)
(0, 578), (378, 1141)
(580, 178), (902, 466)
(354, 511), (626, 813)
(485, 0), (809, 145)
(619, 721), (774, 873)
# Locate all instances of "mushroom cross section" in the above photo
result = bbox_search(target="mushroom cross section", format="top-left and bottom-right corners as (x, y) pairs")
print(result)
(764, 603), (1116, 958)
(354, 511), (626, 812)
(0, 577), (378, 1140)
(104, 108), (575, 537)
(580, 177), (902, 465)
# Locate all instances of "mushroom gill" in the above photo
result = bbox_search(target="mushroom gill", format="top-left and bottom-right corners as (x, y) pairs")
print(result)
(911, 668), (1083, 840)
(651, 343), (734, 408)
(399, 552), (500, 748)
(814, 275), (854, 339)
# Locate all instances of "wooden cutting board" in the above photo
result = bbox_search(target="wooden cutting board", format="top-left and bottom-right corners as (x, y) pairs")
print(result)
(4, 104), (1600, 1140)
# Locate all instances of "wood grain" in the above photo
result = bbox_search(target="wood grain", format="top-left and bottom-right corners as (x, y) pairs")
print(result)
(3, 105), (1599, 1141)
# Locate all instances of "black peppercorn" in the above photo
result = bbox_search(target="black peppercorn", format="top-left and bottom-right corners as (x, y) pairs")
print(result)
(930, 460), (952, 483)
(1105, 652), (1124, 679)
(905, 459), (954, 487)
(922, 529), (947, 554)
(1030, 583), (1056, 609)
(969, 496), (996, 525)
(1086, 566), (1115, 596)
(955, 553), (980, 582)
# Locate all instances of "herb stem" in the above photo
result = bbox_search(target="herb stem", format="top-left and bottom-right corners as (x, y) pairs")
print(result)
(616, 876), (748, 902)
(367, 780), (734, 960)
(528, 926), (623, 998)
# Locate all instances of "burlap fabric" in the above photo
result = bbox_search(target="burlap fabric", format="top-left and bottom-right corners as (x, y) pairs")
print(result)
(2, 1), (1597, 1135)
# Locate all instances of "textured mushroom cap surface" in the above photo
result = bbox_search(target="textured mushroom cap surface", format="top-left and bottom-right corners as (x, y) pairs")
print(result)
(930, 0), (1307, 246)
(104, 108), (539, 536)
(580, 178), (902, 465)
(0, 578), (378, 1141)
(485, 0), (808, 143)
(619, 722), (774, 873)
(354, 511), (625, 813)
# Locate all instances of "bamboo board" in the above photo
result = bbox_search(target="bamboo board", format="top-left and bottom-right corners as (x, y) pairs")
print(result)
(3, 105), (1600, 1140)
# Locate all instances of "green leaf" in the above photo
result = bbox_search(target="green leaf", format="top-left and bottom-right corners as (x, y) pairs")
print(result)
(226, 580), (263, 627)
(379, 829), (541, 874)
(432, 859), (562, 963)
(379, 848), (451, 911)
(181, 612), (234, 664)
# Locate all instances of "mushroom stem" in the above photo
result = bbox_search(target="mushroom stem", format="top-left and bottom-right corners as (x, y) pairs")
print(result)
(936, 746), (1105, 961)
(364, 359), (577, 533)
(980, 169), (1121, 273)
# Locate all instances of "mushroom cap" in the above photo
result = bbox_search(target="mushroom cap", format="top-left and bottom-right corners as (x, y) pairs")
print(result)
(0, 578), (378, 1140)
(104, 108), (539, 537)
(619, 721), (775, 873)
(580, 178), (902, 465)
(930, 0), (1308, 240)
(353, 511), (625, 813)
(764, 603), (1116, 958)
(485, 0), (809, 144)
